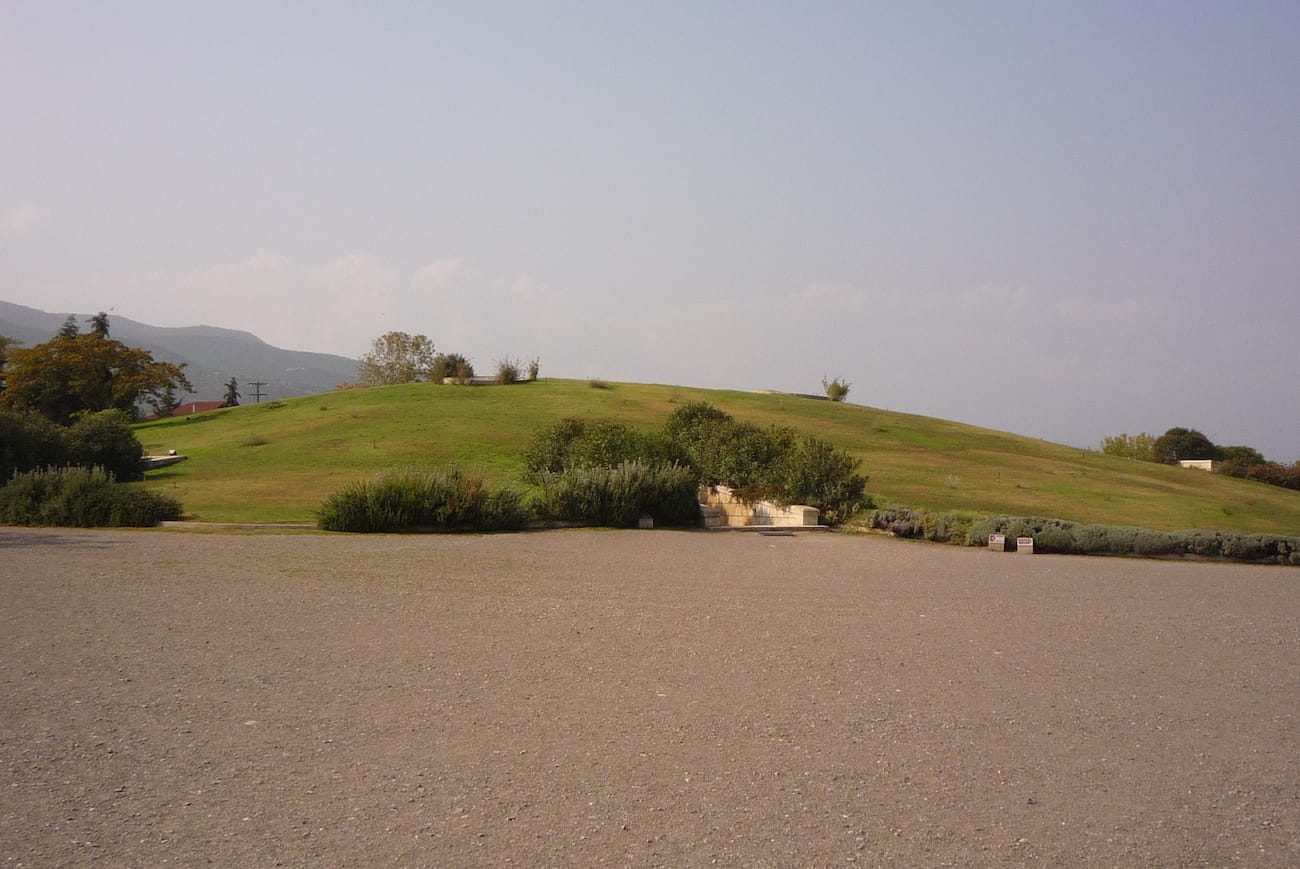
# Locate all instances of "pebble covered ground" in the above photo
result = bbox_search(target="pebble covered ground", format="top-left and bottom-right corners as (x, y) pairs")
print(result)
(1, 527), (1297, 867)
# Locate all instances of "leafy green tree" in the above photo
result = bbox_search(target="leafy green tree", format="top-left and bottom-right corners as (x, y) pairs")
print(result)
(1214, 445), (1260, 475)
(57, 315), (80, 338)
(1150, 427), (1219, 465)
(0, 329), (192, 424)
(1218, 445), (1264, 466)
(356, 332), (438, 386)
(1100, 432), (1156, 460)
(222, 377), (240, 407)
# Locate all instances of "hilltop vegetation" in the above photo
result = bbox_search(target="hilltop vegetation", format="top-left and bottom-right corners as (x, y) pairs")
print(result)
(133, 379), (1300, 535)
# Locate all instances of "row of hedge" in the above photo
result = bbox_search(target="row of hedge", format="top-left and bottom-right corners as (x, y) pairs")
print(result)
(865, 506), (1300, 566)
(0, 466), (183, 528)
(317, 463), (701, 533)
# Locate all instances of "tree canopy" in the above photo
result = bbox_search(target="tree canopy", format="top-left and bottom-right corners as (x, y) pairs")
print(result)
(0, 324), (192, 424)
(1149, 427), (1218, 464)
(1100, 432), (1155, 460)
(356, 331), (439, 386)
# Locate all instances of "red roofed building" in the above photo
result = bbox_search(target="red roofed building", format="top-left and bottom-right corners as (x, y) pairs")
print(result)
(172, 400), (226, 416)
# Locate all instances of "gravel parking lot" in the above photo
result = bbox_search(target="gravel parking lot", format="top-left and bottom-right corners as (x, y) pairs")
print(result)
(2, 527), (1297, 867)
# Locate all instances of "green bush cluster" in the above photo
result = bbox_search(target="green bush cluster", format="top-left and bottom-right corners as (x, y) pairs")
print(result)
(1, 408), (145, 484)
(538, 462), (700, 528)
(520, 403), (870, 526)
(663, 403), (870, 524)
(0, 466), (182, 527)
(316, 466), (530, 533)
(522, 419), (686, 483)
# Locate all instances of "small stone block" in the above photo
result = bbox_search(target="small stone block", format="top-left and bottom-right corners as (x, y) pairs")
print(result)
(988, 534), (1006, 552)
(1016, 536), (1034, 554)
(638, 514), (654, 530)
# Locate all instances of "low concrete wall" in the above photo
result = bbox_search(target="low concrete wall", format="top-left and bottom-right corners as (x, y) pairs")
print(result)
(699, 486), (820, 528)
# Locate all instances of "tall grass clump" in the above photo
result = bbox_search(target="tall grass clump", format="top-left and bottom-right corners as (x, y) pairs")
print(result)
(0, 466), (182, 527)
(494, 357), (522, 385)
(538, 462), (699, 527)
(316, 466), (530, 533)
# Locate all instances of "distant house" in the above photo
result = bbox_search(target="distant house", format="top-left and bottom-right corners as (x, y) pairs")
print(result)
(1178, 459), (1221, 472)
(172, 400), (225, 416)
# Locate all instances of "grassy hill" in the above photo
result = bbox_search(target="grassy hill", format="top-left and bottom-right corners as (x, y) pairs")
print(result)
(135, 379), (1300, 534)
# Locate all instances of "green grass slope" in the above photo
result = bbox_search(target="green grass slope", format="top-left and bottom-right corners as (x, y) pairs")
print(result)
(135, 379), (1300, 534)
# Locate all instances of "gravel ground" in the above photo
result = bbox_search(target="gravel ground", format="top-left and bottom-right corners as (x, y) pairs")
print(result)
(2, 526), (1297, 867)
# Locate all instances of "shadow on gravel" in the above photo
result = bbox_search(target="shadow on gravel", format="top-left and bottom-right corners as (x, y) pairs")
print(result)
(0, 530), (117, 550)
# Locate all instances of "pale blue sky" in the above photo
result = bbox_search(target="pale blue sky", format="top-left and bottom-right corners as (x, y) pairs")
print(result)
(3, 1), (1298, 461)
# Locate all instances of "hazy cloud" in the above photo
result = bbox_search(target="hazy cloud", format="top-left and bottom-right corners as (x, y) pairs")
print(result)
(0, 204), (51, 237)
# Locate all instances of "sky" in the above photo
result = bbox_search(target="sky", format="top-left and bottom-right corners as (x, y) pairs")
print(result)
(3, 1), (1298, 462)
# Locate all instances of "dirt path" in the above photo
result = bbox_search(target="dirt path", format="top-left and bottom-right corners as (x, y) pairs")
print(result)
(2, 527), (1297, 867)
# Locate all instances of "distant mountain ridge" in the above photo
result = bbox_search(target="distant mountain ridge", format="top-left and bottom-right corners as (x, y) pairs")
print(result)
(0, 300), (358, 401)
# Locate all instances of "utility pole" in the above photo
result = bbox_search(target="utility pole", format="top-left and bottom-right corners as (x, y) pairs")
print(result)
(249, 381), (268, 403)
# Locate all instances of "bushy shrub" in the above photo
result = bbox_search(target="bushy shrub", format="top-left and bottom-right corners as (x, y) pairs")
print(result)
(0, 466), (182, 527)
(1132, 529), (1180, 556)
(775, 437), (870, 524)
(538, 462), (699, 528)
(494, 357), (522, 385)
(522, 419), (689, 483)
(430, 353), (474, 383)
(316, 466), (530, 533)
(868, 507), (979, 543)
(64, 410), (144, 482)
(867, 506), (925, 538)
(0, 408), (67, 482)
(661, 403), (868, 524)
(821, 376), (851, 402)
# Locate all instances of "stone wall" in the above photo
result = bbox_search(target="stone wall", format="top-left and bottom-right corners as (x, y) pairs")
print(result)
(699, 485), (820, 528)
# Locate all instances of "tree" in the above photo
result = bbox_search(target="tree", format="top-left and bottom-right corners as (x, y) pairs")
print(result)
(1100, 432), (1156, 460)
(88, 312), (111, 338)
(1218, 445), (1264, 466)
(57, 315), (80, 338)
(146, 383), (182, 419)
(356, 332), (438, 386)
(0, 328), (192, 424)
(1149, 427), (1218, 465)
(222, 377), (240, 407)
